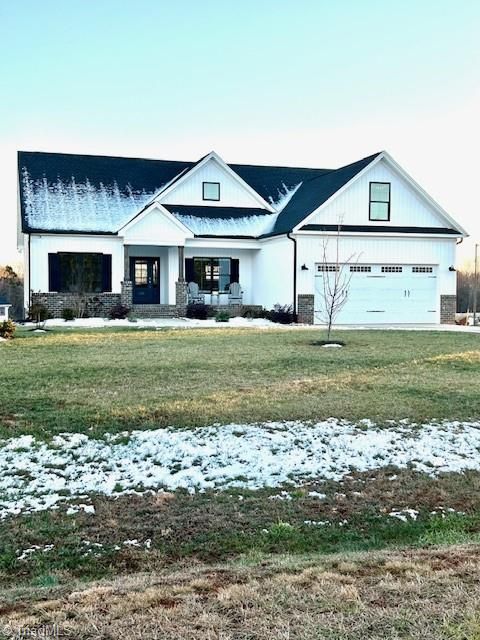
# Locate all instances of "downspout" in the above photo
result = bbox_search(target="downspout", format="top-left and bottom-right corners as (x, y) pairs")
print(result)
(28, 233), (31, 315)
(287, 232), (297, 317)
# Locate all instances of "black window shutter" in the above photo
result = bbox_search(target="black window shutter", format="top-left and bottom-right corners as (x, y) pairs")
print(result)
(231, 258), (240, 283)
(102, 254), (112, 292)
(185, 258), (195, 283)
(48, 253), (61, 292)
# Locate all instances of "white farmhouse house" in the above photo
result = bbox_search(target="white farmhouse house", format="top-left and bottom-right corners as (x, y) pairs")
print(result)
(17, 150), (467, 324)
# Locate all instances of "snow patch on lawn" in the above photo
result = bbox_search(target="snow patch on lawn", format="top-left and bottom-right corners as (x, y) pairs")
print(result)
(389, 509), (419, 522)
(2, 419), (480, 519)
(24, 317), (277, 330)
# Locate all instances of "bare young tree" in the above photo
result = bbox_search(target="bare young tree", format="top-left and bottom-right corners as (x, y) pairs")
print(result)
(314, 224), (359, 340)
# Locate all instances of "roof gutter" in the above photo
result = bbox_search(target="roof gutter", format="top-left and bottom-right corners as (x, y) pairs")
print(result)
(287, 232), (297, 317)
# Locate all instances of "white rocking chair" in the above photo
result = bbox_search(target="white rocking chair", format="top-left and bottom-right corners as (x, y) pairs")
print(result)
(187, 282), (205, 304)
(228, 282), (243, 305)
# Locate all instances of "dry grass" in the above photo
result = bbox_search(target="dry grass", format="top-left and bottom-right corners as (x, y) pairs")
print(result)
(2, 328), (480, 438)
(2, 545), (480, 639)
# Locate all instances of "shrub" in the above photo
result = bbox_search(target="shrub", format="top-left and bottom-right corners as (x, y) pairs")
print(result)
(28, 302), (49, 323)
(0, 320), (15, 339)
(215, 310), (230, 323)
(61, 308), (75, 321)
(267, 304), (296, 324)
(108, 304), (131, 320)
(186, 303), (211, 320)
(242, 307), (269, 319)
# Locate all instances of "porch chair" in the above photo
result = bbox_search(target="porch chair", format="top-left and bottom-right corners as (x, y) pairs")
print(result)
(187, 282), (205, 304)
(228, 282), (243, 305)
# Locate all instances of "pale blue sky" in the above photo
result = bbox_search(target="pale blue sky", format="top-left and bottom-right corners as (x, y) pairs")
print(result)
(1, 0), (479, 266)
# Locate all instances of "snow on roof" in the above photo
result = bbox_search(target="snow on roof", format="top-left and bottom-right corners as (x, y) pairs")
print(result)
(268, 181), (303, 211)
(176, 212), (280, 237)
(21, 168), (157, 233)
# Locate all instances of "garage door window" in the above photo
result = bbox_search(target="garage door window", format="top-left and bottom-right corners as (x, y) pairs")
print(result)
(381, 266), (402, 273)
(317, 265), (339, 272)
(350, 265), (372, 272)
(369, 182), (391, 221)
(412, 266), (433, 273)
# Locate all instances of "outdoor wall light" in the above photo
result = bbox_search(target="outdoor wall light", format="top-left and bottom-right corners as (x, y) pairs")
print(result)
(449, 266), (456, 272)
(301, 264), (309, 271)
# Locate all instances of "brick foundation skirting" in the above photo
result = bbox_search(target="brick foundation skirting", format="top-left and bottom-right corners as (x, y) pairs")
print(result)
(297, 294), (314, 324)
(130, 304), (263, 319)
(32, 291), (264, 321)
(440, 294), (456, 324)
(31, 292), (121, 318)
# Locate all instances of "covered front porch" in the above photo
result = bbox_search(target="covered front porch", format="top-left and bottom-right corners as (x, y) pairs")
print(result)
(121, 243), (261, 317)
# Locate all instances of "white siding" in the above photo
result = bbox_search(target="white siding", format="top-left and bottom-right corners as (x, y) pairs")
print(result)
(30, 234), (124, 294)
(296, 234), (457, 298)
(253, 236), (294, 308)
(304, 158), (453, 229)
(160, 158), (265, 209)
(184, 246), (256, 305)
(122, 207), (191, 246)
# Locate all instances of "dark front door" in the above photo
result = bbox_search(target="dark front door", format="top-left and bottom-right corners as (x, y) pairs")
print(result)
(130, 257), (160, 304)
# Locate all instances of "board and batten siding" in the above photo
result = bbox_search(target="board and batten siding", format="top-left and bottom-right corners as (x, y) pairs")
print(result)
(296, 234), (457, 298)
(304, 157), (452, 229)
(253, 236), (294, 308)
(29, 234), (124, 294)
(160, 159), (264, 209)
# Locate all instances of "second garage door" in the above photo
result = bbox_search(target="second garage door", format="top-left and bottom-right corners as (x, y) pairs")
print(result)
(314, 264), (438, 324)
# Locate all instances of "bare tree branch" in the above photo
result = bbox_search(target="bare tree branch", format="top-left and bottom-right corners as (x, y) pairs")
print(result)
(314, 221), (360, 340)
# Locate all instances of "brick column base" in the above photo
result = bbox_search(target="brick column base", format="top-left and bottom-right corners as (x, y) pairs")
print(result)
(440, 294), (456, 324)
(297, 294), (314, 324)
(175, 281), (187, 317)
(121, 280), (133, 307)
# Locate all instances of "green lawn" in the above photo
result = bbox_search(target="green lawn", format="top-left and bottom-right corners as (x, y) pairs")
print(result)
(1, 326), (479, 438)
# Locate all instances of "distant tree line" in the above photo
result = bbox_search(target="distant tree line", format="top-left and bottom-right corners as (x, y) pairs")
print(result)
(457, 270), (479, 313)
(0, 266), (24, 320)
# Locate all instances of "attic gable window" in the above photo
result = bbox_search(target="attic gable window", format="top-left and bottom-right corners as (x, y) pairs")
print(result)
(202, 181), (220, 201)
(369, 182), (391, 221)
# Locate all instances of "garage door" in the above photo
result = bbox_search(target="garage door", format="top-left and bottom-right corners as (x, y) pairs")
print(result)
(314, 264), (438, 324)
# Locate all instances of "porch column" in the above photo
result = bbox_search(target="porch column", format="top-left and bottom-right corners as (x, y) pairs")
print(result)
(178, 246), (185, 282)
(123, 245), (130, 280)
(121, 245), (133, 307)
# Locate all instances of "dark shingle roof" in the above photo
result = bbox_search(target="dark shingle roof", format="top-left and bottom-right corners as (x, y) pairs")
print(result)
(270, 153), (382, 235)
(163, 205), (271, 219)
(18, 150), (382, 237)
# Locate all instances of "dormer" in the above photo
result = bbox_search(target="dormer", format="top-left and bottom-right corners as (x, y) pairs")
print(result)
(156, 151), (275, 211)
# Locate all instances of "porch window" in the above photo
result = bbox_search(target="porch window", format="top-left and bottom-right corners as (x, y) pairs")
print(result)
(186, 257), (239, 293)
(48, 253), (112, 293)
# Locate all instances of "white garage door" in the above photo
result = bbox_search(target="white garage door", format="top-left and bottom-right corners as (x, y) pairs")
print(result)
(314, 264), (438, 324)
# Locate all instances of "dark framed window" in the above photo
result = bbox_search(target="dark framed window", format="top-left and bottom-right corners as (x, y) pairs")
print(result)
(369, 182), (391, 221)
(202, 181), (220, 201)
(186, 257), (239, 293)
(48, 253), (112, 293)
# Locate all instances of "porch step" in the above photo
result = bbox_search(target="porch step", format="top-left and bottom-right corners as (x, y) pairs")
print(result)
(132, 304), (180, 318)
